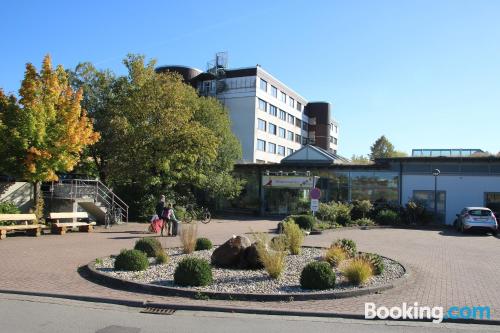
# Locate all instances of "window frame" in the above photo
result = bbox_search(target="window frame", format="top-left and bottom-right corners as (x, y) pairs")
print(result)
(257, 139), (266, 151)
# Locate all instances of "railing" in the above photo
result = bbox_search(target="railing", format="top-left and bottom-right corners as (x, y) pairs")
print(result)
(42, 179), (128, 223)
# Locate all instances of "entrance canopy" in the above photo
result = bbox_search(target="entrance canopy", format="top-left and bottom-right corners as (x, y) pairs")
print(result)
(281, 145), (349, 165)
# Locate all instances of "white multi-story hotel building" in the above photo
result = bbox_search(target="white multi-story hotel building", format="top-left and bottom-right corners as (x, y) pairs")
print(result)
(156, 62), (340, 163)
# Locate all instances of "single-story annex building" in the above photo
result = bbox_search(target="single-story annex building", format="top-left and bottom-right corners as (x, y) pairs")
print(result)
(227, 145), (500, 225)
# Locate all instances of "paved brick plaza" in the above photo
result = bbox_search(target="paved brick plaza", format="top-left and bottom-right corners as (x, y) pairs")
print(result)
(0, 219), (499, 320)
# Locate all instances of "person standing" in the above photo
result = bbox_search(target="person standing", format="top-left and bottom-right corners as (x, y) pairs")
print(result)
(155, 195), (165, 219)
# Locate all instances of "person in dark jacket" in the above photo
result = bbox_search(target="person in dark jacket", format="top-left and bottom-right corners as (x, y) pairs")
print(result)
(155, 195), (165, 218)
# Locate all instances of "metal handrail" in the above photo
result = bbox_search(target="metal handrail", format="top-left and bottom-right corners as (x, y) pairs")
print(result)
(43, 179), (129, 222)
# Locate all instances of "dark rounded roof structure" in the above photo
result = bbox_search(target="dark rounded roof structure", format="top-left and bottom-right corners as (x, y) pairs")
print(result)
(155, 65), (203, 83)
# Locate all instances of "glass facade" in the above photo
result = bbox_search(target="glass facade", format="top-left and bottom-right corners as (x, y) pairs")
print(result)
(231, 167), (400, 215)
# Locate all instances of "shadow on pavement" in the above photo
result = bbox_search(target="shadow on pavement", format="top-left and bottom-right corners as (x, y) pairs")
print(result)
(439, 229), (495, 237)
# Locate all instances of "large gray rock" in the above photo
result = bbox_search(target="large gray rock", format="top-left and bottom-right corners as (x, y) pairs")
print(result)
(239, 242), (264, 269)
(211, 235), (251, 268)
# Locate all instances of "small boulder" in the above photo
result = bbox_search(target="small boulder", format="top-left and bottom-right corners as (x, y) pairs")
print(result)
(211, 235), (251, 268)
(239, 242), (264, 269)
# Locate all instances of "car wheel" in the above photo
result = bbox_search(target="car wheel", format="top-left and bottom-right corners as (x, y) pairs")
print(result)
(492, 229), (498, 236)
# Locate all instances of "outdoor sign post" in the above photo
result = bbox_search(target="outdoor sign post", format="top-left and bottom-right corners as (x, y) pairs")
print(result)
(310, 176), (321, 216)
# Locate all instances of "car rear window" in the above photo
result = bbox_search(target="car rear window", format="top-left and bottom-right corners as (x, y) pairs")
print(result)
(468, 209), (491, 217)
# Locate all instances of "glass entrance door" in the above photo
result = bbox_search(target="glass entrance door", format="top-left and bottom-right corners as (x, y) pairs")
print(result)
(413, 190), (446, 224)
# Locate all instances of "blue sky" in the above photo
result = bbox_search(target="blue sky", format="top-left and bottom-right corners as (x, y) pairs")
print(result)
(2, 0), (499, 157)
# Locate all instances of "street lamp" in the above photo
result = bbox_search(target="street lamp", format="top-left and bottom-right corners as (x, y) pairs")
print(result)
(433, 169), (441, 224)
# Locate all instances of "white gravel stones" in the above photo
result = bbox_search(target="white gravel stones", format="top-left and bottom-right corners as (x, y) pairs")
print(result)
(95, 247), (405, 294)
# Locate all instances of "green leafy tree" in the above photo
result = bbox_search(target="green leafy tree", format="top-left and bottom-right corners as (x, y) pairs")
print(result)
(68, 55), (242, 217)
(369, 135), (395, 160)
(0, 55), (99, 218)
(67, 62), (116, 181)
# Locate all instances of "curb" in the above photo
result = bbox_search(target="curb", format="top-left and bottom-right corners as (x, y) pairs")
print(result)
(0, 288), (499, 326)
(85, 251), (408, 302)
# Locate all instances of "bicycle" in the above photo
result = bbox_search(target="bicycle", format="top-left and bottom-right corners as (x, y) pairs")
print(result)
(184, 204), (212, 224)
(104, 206), (122, 229)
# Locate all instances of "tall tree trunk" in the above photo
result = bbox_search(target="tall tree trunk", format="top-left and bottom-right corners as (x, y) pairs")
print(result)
(33, 181), (44, 223)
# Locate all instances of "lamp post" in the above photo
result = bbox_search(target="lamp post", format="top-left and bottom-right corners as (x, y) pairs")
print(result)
(432, 169), (441, 224)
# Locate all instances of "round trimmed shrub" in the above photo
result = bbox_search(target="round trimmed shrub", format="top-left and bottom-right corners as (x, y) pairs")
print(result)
(293, 215), (316, 230)
(195, 237), (213, 251)
(332, 238), (357, 257)
(114, 249), (149, 271)
(376, 209), (400, 225)
(174, 257), (213, 287)
(134, 237), (163, 257)
(300, 261), (336, 290)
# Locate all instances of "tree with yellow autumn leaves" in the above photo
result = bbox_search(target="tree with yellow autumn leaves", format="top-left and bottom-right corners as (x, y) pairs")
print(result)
(0, 55), (99, 219)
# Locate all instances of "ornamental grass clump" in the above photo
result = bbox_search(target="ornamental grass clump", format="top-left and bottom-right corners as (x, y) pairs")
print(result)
(155, 251), (169, 265)
(134, 237), (163, 257)
(324, 246), (347, 267)
(300, 261), (336, 290)
(332, 238), (357, 258)
(114, 249), (149, 271)
(174, 257), (213, 287)
(283, 221), (304, 255)
(253, 232), (286, 279)
(180, 222), (198, 254)
(195, 237), (213, 251)
(358, 253), (384, 275)
(342, 258), (373, 285)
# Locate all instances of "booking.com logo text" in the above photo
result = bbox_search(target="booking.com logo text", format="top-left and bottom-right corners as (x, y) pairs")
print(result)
(365, 302), (491, 323)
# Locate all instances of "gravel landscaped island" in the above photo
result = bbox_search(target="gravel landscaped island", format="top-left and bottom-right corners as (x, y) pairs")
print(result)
(95, 247), (405, 295)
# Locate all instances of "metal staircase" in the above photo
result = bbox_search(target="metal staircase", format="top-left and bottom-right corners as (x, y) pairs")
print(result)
(42, 179), (128, 224)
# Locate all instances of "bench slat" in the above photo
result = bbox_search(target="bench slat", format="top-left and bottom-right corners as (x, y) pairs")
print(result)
(54, 222), (95, 227)
(49, 212), (89, 219)
(0, 214), (37, 221)
(0, 224), (46, 231)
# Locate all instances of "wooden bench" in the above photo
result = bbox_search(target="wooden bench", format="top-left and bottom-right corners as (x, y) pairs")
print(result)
(0, 214), (44, 240)
(49, 212), (95, 235)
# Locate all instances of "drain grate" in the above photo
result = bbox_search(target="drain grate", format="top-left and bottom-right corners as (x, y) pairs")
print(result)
(141, 307), (177, 315)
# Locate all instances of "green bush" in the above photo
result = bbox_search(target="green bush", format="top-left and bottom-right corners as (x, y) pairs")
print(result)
(317, 203), (336, 223)
(195, 237), (213, 251)
(332, 238), (357, 257)
(293, 214), (316, 230)
(0, 201), (20, 214)
(156, 251), (169, 265)
(358, 253), (384, 275)
(334, 202), (353, 226)
(342, 258), (373, 285)
(376, 209), (400, 225)
(174, 257), (213, 287)
(114, 249), (149, 271)
(324, 246), (347, 267)
(300, 261), (336, 290)
(355, 218), (376, 226)
(317, 202), (352, 226)
(351, 200), (373, 220)
(134, 237), (163, 257)
(270, 235), (288, 251)
(283, 221), (304, 255)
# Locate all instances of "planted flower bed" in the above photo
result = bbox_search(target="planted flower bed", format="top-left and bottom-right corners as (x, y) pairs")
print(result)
(94, 236), (405, 296)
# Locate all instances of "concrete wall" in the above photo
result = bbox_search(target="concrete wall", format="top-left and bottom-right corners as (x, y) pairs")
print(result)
(0, 182), (33, 212)
(402, 175), (500, 225)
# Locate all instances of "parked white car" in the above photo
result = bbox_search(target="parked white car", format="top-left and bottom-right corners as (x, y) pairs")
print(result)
(455, 207), (498, 235)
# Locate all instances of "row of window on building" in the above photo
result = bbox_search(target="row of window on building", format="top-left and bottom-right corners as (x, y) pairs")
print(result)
(257, 118), (307, 144)
(258, 98), (308, 131)
(256, 139), (295, 156)
(259, 78), (303, 112)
